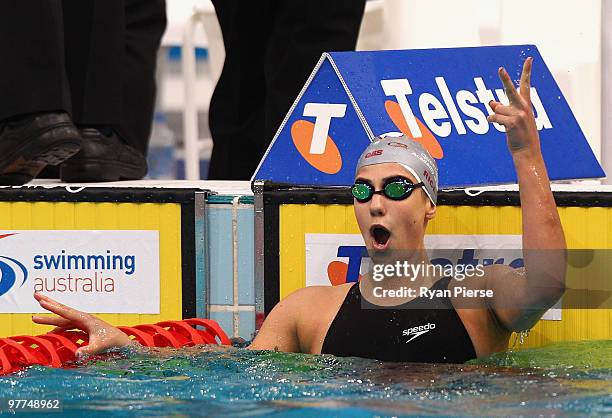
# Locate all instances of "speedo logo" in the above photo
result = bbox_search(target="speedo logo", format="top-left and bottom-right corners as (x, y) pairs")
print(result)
(402, 322), (436, 343)
(382, 76), (552, 159)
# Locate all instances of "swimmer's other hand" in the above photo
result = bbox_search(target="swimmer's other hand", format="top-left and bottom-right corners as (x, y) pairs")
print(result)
(32, 292), (133, 358)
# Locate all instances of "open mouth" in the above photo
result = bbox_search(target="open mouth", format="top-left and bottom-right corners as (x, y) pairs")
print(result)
(370, 225), (391, 249)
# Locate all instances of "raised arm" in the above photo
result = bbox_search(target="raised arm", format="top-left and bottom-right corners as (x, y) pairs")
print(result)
(484, 57), (567, 331)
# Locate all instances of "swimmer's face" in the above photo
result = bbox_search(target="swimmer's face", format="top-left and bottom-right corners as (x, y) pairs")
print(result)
(353, 163), (436, 258)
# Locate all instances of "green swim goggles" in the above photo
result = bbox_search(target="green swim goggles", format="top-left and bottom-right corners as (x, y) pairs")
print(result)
(351, 177), (425, 203)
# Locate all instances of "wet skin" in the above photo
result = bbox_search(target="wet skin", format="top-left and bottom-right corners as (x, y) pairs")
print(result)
(33, 57), (566, 361)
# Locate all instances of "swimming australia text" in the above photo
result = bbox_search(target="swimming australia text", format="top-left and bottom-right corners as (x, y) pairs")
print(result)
(31, 250), (136, 294)
(33, 250), (136, 275)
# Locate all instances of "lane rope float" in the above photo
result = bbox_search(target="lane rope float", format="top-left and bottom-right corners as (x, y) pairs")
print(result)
(0, 318), (230, 375)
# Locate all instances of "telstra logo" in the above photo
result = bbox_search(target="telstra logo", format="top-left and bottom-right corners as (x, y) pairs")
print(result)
(381, 76), (552, 159)
(291, 75), (552, 173)
(290, 103), (346, 174)
(384, 99), (444, 159)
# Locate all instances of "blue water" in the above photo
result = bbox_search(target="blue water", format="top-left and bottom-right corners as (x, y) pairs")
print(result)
(0, 342), (610, 417)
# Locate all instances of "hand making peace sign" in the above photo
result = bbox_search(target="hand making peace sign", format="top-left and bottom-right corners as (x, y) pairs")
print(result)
(487, 57), (541, 155)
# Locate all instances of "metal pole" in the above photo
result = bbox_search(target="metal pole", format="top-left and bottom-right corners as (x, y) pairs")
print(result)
(182, 12), (201, 180)
(253, 180), (266, 336)
(602, 1), (611, 183)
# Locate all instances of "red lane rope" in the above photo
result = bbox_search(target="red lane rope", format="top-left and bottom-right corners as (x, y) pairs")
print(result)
(134, 324), (182, 348)
(56, 330), (90, 348)
(156, 321), (206, 345)
(37, 334), (79, 363)
(0, 318), (230, 375)
(116, 326), (156, 346)
(9, 336), (63, 367)
(0, 338), (43, 365)
(183, 319), (232, 345)
(0, 348), (11, 372)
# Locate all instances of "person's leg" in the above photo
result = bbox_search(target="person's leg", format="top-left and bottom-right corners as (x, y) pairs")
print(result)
(116, 0), (166, 155)
(36, 0), (109, 180)
(0, 1), (81, 185)
(207, 0), (274, 180)
(62, 0), (124, 128)
(0, 1), (71, 120)
(59, 0), (165, 182)
(263, 0), (366, 145)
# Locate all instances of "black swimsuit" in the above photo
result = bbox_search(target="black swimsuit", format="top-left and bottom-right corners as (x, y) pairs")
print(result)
(321, 277), (477, 363)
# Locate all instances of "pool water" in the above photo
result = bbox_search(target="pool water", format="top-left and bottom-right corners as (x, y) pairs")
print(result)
(0, 340), (610, 417)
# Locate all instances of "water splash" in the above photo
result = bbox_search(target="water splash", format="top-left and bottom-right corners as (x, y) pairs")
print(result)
(518, 329), (530, 345)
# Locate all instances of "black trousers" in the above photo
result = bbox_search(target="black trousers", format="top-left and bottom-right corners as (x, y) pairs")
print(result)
(0, 0), (166, 154)
(208, 0), (366, 180)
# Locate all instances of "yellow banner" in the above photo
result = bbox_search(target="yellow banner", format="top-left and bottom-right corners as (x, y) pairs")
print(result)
(278, 203), (611, 348)
(0, 201), (183, 337)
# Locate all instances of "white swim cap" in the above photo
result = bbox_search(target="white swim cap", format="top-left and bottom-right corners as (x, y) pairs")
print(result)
(355, 134), (438, 205)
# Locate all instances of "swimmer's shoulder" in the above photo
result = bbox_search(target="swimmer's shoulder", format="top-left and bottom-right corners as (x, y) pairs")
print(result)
(286, 282), (354, 315)
(251, 283), (365, 354)
(284, 283), (355, 354)
(264, 284), (350, 330)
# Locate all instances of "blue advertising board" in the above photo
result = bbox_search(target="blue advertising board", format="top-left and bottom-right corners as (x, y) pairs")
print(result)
(252, 45), (605, 188)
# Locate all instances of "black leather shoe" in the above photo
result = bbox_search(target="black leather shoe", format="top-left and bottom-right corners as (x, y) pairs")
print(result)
(0, 112), (82, 185)
(60, 128), (148, 182)
(37, 165), (61, 179)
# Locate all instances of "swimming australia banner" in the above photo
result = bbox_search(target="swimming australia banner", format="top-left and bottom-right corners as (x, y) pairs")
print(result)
(252, 45), (604, 187)
(0, 231), (160, 313)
